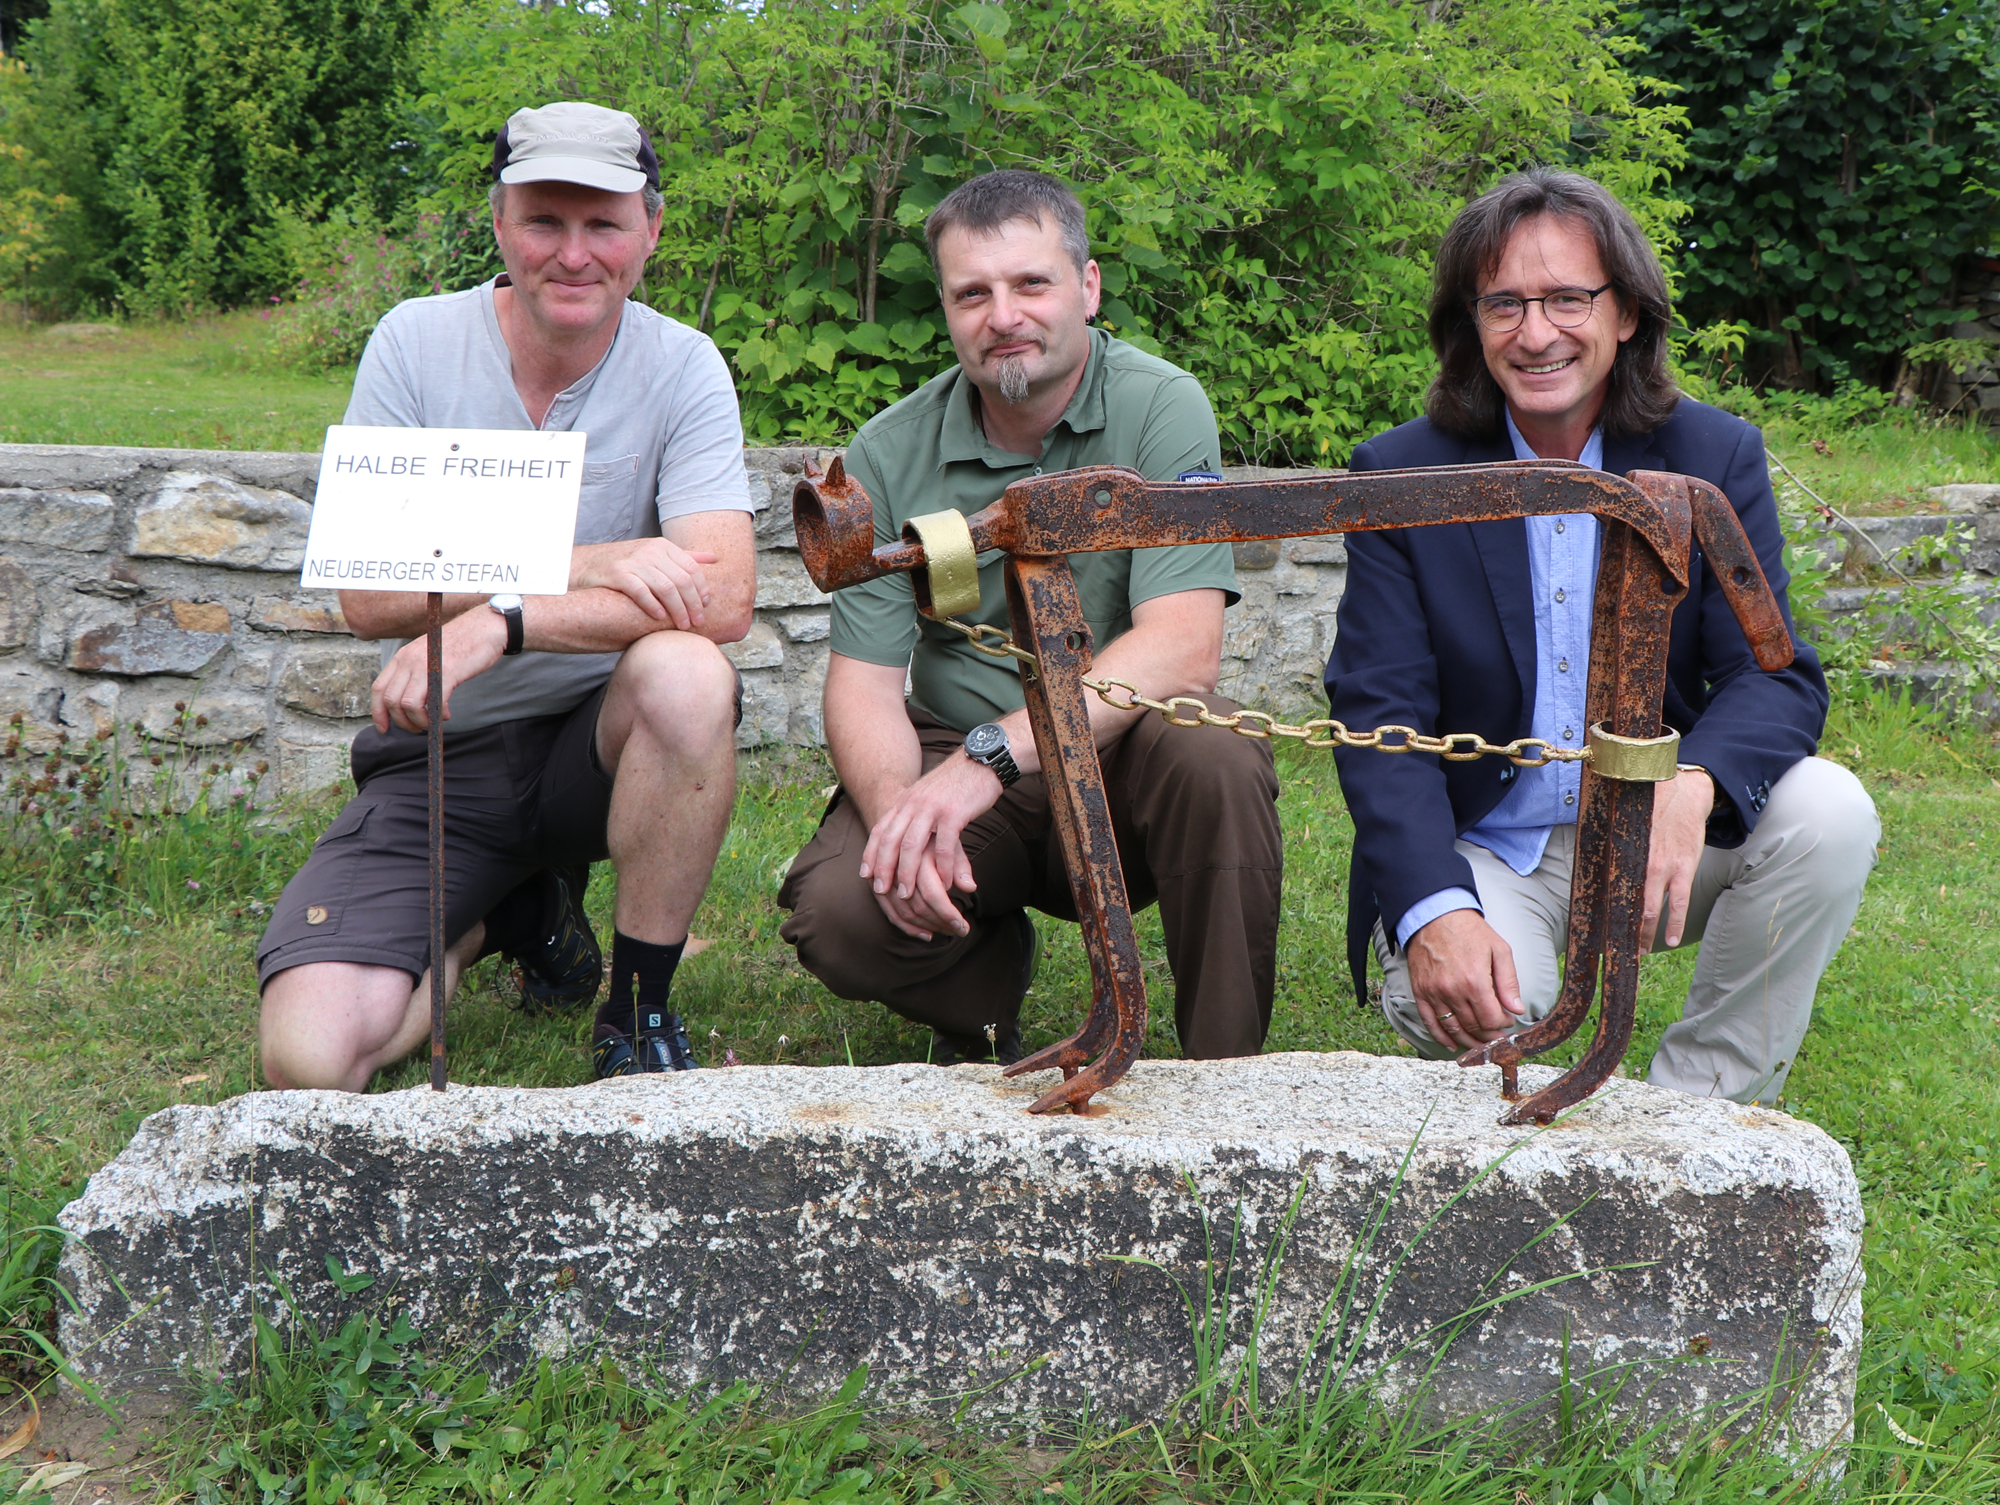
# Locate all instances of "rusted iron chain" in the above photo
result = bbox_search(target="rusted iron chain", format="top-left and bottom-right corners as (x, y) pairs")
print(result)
(938, 615), (1591, 768)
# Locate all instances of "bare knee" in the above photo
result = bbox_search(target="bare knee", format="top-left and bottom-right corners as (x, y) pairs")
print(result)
(611, 633), (739, 754)
(259, 960), (420, 1092)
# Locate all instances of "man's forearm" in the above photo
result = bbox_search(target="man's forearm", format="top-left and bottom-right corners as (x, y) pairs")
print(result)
(344, 586), (732, 656)
(345, 515), (755, 649)
(516, 589), (723, 654)
(824, 658), (924, 830)
(340, 591), (491, 640)
(568, 525), (757, 646)
(828, 721), (922, 831)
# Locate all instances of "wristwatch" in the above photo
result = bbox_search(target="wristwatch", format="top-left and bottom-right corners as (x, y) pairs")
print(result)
(962, 722), (1020, 788)
(489, 593), (524, 656)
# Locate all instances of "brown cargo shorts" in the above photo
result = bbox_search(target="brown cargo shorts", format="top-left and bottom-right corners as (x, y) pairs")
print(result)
(255, 686), (616, 990)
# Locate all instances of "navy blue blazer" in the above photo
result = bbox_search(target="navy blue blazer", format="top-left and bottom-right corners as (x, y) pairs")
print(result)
(1325, 399), (1828, 1002)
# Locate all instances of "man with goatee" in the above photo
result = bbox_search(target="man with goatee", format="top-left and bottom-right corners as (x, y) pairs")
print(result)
(778, 170), (1284, 1067)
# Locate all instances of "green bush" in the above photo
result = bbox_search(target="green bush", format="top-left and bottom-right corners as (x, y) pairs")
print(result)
(2, 0), (1687, 454)
(409, 0), (1684, 462)
(0, 0), (1693, 457)
(268, 210), (498, 372)
(1629, 0), (2000, 394)
(9, 0), (1995, 433)
(0, 59), (72, 319)
(2, 0), (437, 316)
(1709, 379), (1904, 446)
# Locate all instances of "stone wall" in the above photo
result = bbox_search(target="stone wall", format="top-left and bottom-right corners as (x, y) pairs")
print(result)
(0, 443), (1345, 795)
(1935, 257), (2000, 416)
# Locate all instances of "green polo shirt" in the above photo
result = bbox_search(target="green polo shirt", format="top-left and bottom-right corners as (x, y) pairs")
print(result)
(830, 330), (1239, 733)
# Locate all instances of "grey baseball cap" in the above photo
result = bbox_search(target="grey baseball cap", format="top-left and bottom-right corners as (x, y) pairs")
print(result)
(491, 101), (660, 194)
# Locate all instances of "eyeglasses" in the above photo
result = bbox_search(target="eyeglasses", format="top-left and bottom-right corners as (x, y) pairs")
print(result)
(1472, 283), (1614, 333)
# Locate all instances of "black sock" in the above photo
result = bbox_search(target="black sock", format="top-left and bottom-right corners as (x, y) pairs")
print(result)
(597, 932), (686, 1038)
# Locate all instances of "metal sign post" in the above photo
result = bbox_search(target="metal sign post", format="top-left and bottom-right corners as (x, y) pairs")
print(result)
(301, 425), (586, 1093)
(427, 590), (447, 1091)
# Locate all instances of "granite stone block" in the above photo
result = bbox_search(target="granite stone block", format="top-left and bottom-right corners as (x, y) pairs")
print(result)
(58, 1056), (1861, 1459)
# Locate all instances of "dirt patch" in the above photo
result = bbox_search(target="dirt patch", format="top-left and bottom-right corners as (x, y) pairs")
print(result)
(2, 1387), (184, 1504)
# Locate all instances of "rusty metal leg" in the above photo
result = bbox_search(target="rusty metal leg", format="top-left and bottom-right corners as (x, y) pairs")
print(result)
(1459, 783), (1614, 1096)
(995, 557), (1150, 1113)
(1496, 777), (1653, 1124)
(1459, 516), (1684, 1123)
(427, 591), (448, 1092)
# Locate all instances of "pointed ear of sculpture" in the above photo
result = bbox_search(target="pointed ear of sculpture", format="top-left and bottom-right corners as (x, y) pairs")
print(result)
(793, 449), (877, 594)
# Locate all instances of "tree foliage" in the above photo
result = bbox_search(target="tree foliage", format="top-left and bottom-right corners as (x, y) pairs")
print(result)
(0, 0), (50, 56)
(1629, 0), (2000, 393)
(0, 58), (71, 313)
(407, 0), (1682, 459)
(0, 0), (1684, 457)
(4, 0), (436, 315)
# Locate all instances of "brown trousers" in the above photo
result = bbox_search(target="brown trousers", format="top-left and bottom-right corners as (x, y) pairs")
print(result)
(778, 703), (1283, 1057)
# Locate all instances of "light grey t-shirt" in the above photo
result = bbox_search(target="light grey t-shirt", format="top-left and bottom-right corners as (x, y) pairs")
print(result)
(345, 277), (754, 733)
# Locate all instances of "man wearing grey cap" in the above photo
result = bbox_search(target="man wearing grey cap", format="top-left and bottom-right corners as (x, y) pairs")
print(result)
(257, 101), (758, 1088)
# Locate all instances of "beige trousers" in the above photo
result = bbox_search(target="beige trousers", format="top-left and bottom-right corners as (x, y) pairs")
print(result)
(1375, 756), (1879, 1105)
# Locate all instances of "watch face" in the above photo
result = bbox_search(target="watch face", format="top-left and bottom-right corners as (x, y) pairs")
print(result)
(490, 593), (524, 611)
(965, 722), (1006, 758)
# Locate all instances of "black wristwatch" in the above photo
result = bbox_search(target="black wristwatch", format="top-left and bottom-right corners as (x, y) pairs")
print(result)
(489, 593), (524, 656)
(963, 722), (1020, 788)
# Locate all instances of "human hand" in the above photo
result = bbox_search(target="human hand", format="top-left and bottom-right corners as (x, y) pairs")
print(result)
(570, 538), (720, 629)
(857, 753), (1004, 941)
(1405, 908), (1525, 1051)
(369, 607), (507, 734)
(1644, 766), (1714, 948)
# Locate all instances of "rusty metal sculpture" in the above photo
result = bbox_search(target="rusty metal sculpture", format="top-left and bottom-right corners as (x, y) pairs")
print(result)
(792, 458), (1794, 1125)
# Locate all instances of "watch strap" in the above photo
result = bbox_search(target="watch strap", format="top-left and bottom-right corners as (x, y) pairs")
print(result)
(983, 743), (1021, 789)
(495, 600), (524, 656)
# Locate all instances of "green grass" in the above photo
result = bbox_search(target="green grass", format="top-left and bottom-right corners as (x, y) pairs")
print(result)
(3, 693), (1999, 1499)
(1763, 416), (2000, 517)
(119, 1270), (1977, 1505)
(0, 313), (351, 452)
(1714, 387), (2000, 516)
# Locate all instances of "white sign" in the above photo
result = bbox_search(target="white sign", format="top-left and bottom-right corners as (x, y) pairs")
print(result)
(301, 426), (586, 597)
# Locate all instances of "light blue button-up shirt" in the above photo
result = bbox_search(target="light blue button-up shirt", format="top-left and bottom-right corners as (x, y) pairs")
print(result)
(1393, 416), (1603, 947)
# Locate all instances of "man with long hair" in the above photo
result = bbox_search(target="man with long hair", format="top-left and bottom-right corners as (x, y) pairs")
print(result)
(1326, 169), (1878, 1105)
